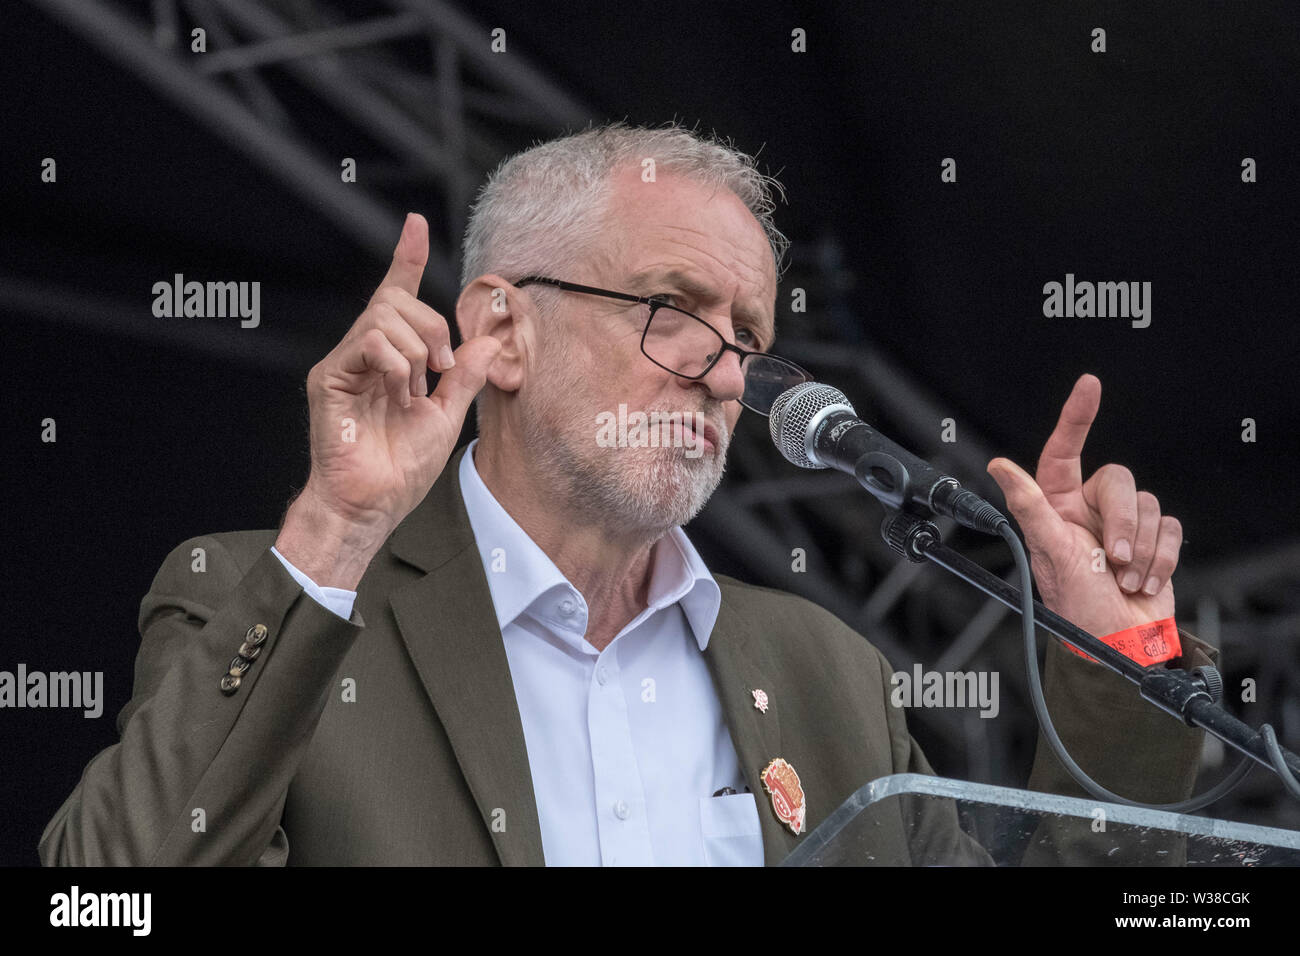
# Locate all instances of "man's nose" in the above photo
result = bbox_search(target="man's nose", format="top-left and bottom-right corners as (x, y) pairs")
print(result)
(681, 346), (746, 405)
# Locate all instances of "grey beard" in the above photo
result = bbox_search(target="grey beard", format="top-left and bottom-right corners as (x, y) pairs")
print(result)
(564, 441), (726, 533)
(521, 403), (729, 536)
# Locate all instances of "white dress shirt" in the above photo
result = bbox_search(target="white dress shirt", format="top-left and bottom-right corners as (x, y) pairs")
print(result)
(271, 439), (764, 866)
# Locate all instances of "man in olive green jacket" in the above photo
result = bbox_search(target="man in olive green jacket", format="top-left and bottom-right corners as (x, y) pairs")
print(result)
(40, 124), (1213, 865)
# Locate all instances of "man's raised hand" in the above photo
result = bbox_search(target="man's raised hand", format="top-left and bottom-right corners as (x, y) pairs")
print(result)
(986, 374), (1183, 641)
(276, 213), (501, 589)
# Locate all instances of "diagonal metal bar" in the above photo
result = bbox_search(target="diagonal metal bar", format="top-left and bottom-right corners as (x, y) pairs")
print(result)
(339, 47), (512, 170)
(725, 425), (839, 578)
(184, 0), (292, 126)
(386, 0), (591, 128)
(0, 275), (315, 375)
(26, 0), (417, 284)
(210, 0), (457, 184)
(461, 87), (568, 129)
(197, 12), (427, 73)
(151, 0), (180, 48)
(933, 568), (1018, 673)
(204, 0), (491, 294)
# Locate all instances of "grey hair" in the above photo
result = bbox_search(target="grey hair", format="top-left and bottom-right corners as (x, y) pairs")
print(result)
(458, 120), (789, 434)
(458, 120), (790, 294)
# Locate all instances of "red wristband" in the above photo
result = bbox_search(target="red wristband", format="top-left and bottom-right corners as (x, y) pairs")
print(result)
(1064, 617), (1181, 667)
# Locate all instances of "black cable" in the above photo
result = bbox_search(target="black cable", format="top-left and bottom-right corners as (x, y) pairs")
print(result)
(1261, 725), (1300, 800)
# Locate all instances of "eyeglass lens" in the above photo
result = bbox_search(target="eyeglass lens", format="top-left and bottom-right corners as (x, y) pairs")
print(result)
(642, 305), (806, 413)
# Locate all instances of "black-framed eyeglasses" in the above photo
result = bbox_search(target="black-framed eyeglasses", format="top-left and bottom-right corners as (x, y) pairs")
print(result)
(513, 276), (812, 416)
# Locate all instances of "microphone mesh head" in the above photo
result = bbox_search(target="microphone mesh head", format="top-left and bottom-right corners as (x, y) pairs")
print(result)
(769, 382), (856, 469)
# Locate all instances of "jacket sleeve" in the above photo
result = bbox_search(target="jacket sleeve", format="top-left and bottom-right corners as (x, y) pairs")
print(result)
(38, 534), (365, 866)
(1026, 630), (1217, 800)
(1018, 630), (1218, 865)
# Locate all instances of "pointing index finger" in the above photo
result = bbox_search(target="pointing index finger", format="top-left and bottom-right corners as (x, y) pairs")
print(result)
(376, 212), (429, 298)
(1034, 373), (1102, 496)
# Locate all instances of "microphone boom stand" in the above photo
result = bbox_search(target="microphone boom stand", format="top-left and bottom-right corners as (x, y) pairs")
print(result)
(879, 508), (1300, 788)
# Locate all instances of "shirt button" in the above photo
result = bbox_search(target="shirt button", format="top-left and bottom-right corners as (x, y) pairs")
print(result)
(596, 665), (608, 685)
(613, 800), (630, 820)
(559, 598), (576, 616)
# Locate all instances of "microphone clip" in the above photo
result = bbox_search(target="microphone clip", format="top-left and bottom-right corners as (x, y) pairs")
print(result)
(880, 509), (942, 563)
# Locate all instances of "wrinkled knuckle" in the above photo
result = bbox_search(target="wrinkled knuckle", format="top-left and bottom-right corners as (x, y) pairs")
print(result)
(363, 298), (394, 326)
(373, 285), (402, 307)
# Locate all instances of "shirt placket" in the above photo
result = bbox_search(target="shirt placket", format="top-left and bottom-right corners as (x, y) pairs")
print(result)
(586, 636), (653, 866)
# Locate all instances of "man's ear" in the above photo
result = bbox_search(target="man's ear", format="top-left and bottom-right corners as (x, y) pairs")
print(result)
(455, 273), (530, 394)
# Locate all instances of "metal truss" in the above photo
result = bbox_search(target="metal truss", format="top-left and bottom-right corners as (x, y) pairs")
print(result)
(27, 0), (594, 303)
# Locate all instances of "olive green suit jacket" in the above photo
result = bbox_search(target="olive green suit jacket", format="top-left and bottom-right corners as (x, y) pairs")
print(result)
(39, 445), (1215, 866)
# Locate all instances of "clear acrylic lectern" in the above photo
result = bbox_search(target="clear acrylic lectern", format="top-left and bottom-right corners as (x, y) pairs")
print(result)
(780, 774), (1300, 866)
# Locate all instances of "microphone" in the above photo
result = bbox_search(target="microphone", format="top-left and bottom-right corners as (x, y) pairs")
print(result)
(769, 382), (1007, 535)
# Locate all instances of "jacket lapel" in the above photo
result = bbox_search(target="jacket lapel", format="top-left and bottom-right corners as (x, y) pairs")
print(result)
(704, 589), (800, 865)
(386, 445), (545, 866)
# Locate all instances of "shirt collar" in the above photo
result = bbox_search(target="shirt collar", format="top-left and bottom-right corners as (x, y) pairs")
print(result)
(457, 439), (721, 650)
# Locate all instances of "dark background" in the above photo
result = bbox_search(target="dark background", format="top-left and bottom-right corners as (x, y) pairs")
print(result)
(4, 0), (1299, 865)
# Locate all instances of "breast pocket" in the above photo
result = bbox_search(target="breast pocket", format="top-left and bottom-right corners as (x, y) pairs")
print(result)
(699, 793), (764, 867)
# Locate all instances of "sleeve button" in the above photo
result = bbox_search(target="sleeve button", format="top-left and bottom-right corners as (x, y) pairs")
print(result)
(220, 674), (242, 694)
(245, 624), (268, 646)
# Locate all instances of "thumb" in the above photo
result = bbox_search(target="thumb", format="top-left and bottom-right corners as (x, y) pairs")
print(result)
(428, 335), (502, 422)
(986, 457), (1062, 543)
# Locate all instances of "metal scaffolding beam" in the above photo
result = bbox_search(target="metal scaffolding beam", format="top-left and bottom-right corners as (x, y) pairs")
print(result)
(25, 0), (596, 304)
(28, 0), (403, 263)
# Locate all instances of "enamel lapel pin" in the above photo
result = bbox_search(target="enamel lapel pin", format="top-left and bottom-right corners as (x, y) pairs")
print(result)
(761, 757), (806, 835)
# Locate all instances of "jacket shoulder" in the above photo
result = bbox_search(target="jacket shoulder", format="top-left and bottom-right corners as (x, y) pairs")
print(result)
(714, 573), (832, 613)
(713, 573), (891, 671)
